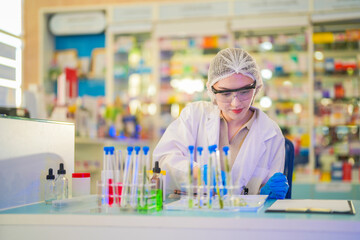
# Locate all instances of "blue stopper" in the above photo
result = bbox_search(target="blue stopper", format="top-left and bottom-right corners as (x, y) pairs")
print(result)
(127, 146), (134, 154)
(212, 144), (218, 151)
(143, 146), (149, 155)
(103, 146), (110, 154)
(197, 146), (203, 155)
(223, 146), (229, 155)
(135, 146), (141, 155)
(109, 146), (115, 155)
(188, 145), (194, 154)
(208, 146), (213, 153)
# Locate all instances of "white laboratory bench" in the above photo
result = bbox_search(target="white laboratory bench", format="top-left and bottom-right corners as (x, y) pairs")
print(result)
(1, 199), (360, 240)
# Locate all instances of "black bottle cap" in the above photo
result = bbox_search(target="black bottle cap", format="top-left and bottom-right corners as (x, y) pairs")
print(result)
(153, 161), (161, 173)
(57, 163), (66, 175)
(46, 168), (55, 180)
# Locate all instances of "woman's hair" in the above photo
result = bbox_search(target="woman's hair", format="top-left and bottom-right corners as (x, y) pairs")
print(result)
(207, 48), (263, 102)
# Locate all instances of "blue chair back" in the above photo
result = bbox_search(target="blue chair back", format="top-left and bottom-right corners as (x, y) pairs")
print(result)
(284, 138), (295, 199)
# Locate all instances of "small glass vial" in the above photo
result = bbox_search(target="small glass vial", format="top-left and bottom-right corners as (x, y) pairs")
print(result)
(55, 163), (68, 200)
(151, 161), (163, 210)
(45, 168), (56, 204)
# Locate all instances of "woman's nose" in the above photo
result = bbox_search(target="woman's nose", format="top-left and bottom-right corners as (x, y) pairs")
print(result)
(231, 93), (242, 106)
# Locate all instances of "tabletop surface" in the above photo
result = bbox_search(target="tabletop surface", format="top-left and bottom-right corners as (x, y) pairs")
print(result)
(1, 199), (360, 222)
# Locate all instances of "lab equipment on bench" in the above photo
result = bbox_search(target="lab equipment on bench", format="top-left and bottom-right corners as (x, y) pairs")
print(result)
(166, 144), (266, 212)
(130, 146), (141, 207)
(55, 163), (68, 200)
(188, 145), (195, 209)
(101, 147), (115, 205)
(72, 173), (90, 197)
(196, 146), (204, 208)
(212, 145), (224, 209)
(151, 161), (164, 211)
(45, 168), (56, 204)
(97, 145), (158, 213)
(223, 146), (234, 207)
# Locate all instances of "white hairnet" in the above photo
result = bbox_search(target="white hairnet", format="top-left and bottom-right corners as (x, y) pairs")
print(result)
(207, 48), (263, 102)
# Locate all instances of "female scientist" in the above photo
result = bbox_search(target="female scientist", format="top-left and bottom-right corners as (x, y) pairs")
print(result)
(153, 48), (289, 199)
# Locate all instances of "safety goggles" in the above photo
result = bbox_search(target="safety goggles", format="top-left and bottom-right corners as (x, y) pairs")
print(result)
(212, 81), (256, 102)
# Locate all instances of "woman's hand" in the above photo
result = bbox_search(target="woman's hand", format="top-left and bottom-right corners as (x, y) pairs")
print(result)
(260, 172), (289, 199)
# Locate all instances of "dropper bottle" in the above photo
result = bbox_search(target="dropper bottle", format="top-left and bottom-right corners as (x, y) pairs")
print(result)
(151, 161), (163, 210)
(55, 163), (68, 200)
(45, 168), (56, 204)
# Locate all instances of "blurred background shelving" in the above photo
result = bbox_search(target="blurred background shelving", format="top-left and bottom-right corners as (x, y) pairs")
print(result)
(312, 22), (360, 181)
(158, 35), (229, 133)
(234, 27), (311, 167)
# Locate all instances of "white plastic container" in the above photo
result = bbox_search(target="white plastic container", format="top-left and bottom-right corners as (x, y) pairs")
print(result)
(72, 173), (91, 197)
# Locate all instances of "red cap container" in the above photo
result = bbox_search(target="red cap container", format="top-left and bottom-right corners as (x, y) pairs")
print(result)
(72, 172), (91, 197)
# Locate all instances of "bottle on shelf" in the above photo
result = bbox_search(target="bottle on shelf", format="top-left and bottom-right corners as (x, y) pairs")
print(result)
(45, 168), (56, 204)
(55, 163), (68, 200)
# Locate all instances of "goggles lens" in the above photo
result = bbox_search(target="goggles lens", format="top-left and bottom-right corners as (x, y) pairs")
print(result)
(212, 82), (256, 102)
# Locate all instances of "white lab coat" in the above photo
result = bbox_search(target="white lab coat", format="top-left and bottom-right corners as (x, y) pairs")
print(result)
(153, 101), (285, 195)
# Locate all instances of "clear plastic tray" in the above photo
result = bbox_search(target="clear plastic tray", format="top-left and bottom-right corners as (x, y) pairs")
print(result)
(165, 195), (268, 212)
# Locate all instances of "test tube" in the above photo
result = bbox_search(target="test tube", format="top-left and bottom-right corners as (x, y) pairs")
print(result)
(101, 147), (109, 205)
(121, 146), (133, 207)
(116, 150), (123, 183)
(188, 145), (194, 209)
(141, 146), (150, 207)
(143, 146), (150, 180)
(108, 146), (115, 206)
(114, 149), (122, 205)
(196, 146), (203, 208)
(223, 146), (234, 207)
(131, 146), (141, 207)
(213, 146), (224, 209)
(207, 146), (213, 209)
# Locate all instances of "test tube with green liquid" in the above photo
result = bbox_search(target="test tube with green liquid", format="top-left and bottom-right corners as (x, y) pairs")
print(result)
(188, 145), (195, 209)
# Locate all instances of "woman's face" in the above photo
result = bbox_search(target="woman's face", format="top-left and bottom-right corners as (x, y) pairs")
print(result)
(212, 73), (255, 123)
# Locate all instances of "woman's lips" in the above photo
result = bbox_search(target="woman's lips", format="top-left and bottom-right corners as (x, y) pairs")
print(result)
(232, 109), (243, 114)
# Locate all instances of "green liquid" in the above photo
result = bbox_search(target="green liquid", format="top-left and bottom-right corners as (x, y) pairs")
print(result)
(155, 189), (163, 211)
(136, 189), (162, 213)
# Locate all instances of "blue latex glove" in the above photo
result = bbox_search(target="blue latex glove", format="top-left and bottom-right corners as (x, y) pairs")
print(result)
(260, 172), (289, 199)
(202, 164), (227, 195)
